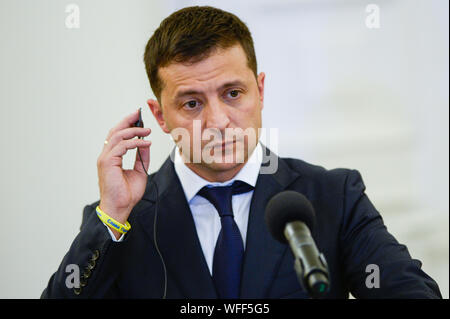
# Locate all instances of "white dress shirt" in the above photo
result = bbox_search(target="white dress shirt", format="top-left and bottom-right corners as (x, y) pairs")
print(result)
(107, 143), (263, 275)
(173, 143), (263, 274)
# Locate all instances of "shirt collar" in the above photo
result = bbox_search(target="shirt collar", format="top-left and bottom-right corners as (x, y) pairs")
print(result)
(174, 142), (263, 203)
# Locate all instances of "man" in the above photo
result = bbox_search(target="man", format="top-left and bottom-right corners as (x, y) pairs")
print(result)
(42, 6), (441, 299)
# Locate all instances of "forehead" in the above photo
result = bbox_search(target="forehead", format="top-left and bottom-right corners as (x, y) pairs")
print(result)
(158, 45), (253, 97)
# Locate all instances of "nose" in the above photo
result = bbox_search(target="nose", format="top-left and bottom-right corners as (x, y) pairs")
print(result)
(204, 98), (230, 132)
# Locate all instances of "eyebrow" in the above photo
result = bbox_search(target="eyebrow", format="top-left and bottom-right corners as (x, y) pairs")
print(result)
(174, 80), (247, 101)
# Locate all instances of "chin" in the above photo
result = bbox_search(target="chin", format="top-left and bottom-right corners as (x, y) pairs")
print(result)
(205, 161), (244, 172)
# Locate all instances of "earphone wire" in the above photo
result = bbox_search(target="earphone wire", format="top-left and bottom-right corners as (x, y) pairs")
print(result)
(137, 147), (168, 299)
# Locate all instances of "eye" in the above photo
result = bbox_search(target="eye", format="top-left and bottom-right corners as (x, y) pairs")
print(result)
(183, 100), (199, 109)
(227, 90), (241, 98)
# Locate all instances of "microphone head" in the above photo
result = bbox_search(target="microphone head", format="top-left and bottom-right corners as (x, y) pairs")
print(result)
(265, 191), (316, 243)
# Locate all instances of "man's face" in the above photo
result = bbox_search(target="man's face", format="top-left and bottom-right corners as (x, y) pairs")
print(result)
(148, 44), (265, 176)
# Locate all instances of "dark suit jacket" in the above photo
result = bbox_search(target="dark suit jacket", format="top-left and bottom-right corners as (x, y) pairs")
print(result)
(41, 148), (441, 298)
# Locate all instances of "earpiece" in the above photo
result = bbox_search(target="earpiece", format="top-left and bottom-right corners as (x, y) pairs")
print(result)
(134, 108), (144, 139)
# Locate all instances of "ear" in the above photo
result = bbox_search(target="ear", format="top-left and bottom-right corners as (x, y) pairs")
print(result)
(257, 72), (265, 110)
(147, 99), (170, 134)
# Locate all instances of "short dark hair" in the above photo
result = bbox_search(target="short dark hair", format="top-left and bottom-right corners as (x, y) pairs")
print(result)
(143, 6), (258, 102)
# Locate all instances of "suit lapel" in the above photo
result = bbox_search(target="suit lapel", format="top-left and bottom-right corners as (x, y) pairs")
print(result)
(240, 147), (301, 298)
(136, 157), (217, 298)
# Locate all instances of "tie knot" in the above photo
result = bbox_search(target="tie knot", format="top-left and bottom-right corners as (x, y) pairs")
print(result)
(197, 181), (253, 217)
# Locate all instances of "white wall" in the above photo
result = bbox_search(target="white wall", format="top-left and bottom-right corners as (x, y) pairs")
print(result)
(0, 0), (448, 298)
(0, 0), (170, 298)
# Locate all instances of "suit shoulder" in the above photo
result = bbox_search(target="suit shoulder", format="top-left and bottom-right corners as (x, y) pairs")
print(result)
(281, 156), (353, 179)
(281, 157), (358, 194)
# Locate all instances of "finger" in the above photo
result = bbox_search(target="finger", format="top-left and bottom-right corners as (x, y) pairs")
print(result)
(134, 143), (151, 174)
(104, 127), (151, 152)
(105, 109), (142, 142)
(108, 139), (151, 159)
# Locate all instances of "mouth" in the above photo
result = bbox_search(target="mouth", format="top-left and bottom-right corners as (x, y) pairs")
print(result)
(217, 140), (236, 149)
(207, 139), (235, 148)
(203, 138), (246, 153)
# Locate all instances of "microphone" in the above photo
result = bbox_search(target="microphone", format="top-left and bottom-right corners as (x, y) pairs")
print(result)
(265, 191), (330, 298)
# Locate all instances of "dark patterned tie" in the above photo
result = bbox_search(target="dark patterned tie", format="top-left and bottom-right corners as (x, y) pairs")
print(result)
(198, 180), (254, 298)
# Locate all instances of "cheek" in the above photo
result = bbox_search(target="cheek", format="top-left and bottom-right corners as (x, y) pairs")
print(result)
(164, 108), (189, 130)
(165, 110), (193, 140)
(234, 99), (262, 128)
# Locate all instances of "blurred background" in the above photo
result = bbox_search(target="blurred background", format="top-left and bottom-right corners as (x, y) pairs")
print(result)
(0, 0), (448, 298)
